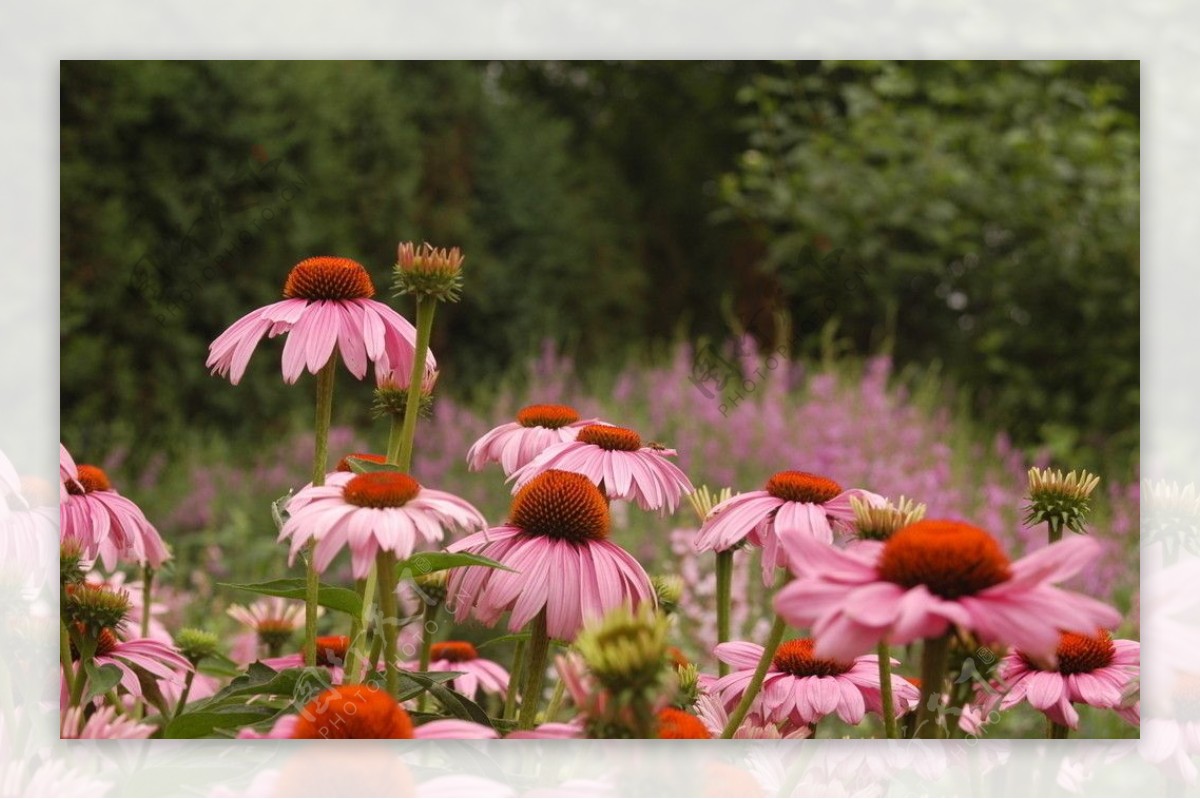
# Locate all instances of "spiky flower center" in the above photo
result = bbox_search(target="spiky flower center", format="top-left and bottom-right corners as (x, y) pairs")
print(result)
(657, 708), (711, 739)
(291, 685), (414, 739)
(66, 464), (111, 495)
(510, 469), (610, 543)
(64, 582), (130, 632)
(877, 520), (1012, 599)
(342, 472), (421, 508)
(577, 424), (642, 452)
(516, 404), (581, 429)
(429, 641), (478, 663)
(335, 453), (388, 472)
(1025, 630), (1116, 675)
(283, 256), (376, 301)
(315, 635), (351, 667)
(765, 471), (843, 504)
(771, 638), (854, 677)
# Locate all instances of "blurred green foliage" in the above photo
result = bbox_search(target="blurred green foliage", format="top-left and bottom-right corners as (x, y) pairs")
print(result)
(60, 61), (1138, 468)
(719, 60), (1139, 463)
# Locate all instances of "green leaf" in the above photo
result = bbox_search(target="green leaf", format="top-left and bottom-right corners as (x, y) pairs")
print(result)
(396, 551), (514, 578)
(83, 661), (122, 701)
(345, 456), (403, 474)
(221, 579), (362, 617)
(394, 670), (492, 727)
(163, 706), (282, 739)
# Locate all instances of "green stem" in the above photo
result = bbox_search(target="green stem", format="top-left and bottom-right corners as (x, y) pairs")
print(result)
(173, 670), (196, 720)
(877, 641), (898, 739)
(504, 639), (526, 721)
(544, 675), (566, 722)
(385, 414), (404, 465)
(395, 297), (436, 473)
(914, 634), (951, 738)
(721, 614), (787, 738)
(1047, 517), (1064, 544)
(376, 553), (401, 696)
(303, 359), (337, 668)
(141, 566), (153, 639)
(60, 620), (79, 707)
(517, 610), (550, 730)
(715, 549), (733, 677)
(416, 600), (439, 713)
(343, 576), (368, 683)
(1049, 719), (1070, 739)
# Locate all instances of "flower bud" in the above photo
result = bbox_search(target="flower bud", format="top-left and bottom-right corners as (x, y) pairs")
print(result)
(394, 242), (464, 302)
(1025, 467), (1101, 533)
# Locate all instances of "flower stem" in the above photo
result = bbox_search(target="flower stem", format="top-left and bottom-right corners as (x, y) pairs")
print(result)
(517, 609), (550, 730)
(395, 296), (436, 473)
(914, 634), (951, 738)
(721, 614), (787, 738)
(59, 620), (78, 708)
(544, 675), (566, 722)
(376, 552), (401, 696)
(715, 549), (733, 677)
(1049, 719), (1070, 739)
(303, 359), (337, 668)
(141, 565), (153, 639)
(343, 573), (373, 684)
(416, 600), (439, 713)
(1047, 517), (1064, 544)
(386, 414), (404, 465)
(504, 639), (526, 721)
(173, 671), (196, 720)
(877, 641), (898, 739)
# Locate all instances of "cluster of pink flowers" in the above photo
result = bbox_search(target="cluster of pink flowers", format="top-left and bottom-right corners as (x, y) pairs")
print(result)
(59, 247), (1138, 741)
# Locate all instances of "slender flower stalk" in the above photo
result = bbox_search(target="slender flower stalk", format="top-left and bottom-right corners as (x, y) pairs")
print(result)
(715, 550), (733, 676)
(376, 553), (401, 695)
(395, 297), (436, 472)
(720, 614), (787, 738)
(303, 359), (337, 667)
(877, 641), (898, 738)
(518, 609), (551, 730)
(914, 634), (951, 738)
(504, 639), (526, 721)
(416, 599), (439, 712)
(140, 567), (153, 639)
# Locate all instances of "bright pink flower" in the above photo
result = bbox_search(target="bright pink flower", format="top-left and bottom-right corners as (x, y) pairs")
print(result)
(448, 470), (655, 641)
(993, 630), (1140, 729)
(467, 404), (604, 476)
(705, 639), (918, 729)
(774, 520), (1122, 662)
(693, 693), (812, 739)
(510, 425), (695, 514)
(60, 445), (169, 570)
(506, 722), (585, 739)
(206, 256), (435, 385)
(280, 471), (486, 578)
(66, 628), (191, 698)
(262, 635), (357, 684)
(237, 684), (497, 739)
(694, 470), (883, 584)
(61, 706), (154, 739)
(402, 641), (509, 699)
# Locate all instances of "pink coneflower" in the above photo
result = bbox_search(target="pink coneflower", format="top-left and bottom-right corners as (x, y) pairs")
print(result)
(992, 629), (1140, 729)
(694, 470), (884, 584)
(467, 404), (603, 475)
(237, 684), (496, 739)
(509, 425), (695, 514)
(704, 639), (919, 729)
(447, 470), (655, 640)
(61, 706), (154, 739)
(694, 693), (812, 739)
(60, 445), (169, 570)
(263, 635), (354, 683)
(402, 641), (509, 699)
(774, 520), (1122, 662)
(205, 256), (435, 385)
(280, 471), (486, 578)
(68, 627), (191, 697)
(227, 597), (309, 657)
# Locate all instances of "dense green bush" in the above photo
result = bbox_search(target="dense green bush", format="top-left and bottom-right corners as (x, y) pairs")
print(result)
(61, 61), (1138, 468)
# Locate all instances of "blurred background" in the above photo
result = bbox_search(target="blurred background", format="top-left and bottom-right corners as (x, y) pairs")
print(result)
(59, 61), (1140, 735)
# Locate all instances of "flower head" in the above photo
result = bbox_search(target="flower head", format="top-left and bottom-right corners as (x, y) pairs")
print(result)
(447, 470), (655, 641)
(651, 574), (684, 614)
(60, 444), (169, 570)
(61, 706), (154, 739)
(774, 519), (1122, 662)
(394, 242), (464, 302)
(403, 641), (510, 699)
(656, 707), (711, 739)
(994, 629), (1140, 729)
(706, 639), (919, 729)
(63, 582), (129, 636)
(851, 495), (926, 541)
(575, 605), (670, 693)
(466, 404), (603, 476)
(280, 471), (486, 578)
(510, 424), (696, 514)
(373, 367), (438, 417)
(206, 255), (435, 385)
(227, 597), (308, 654)
(1024, 467), (1101, 534)
(695, 470), (883, 584)
(174, 628), (220, 665)
(69, 628), (191, 697)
